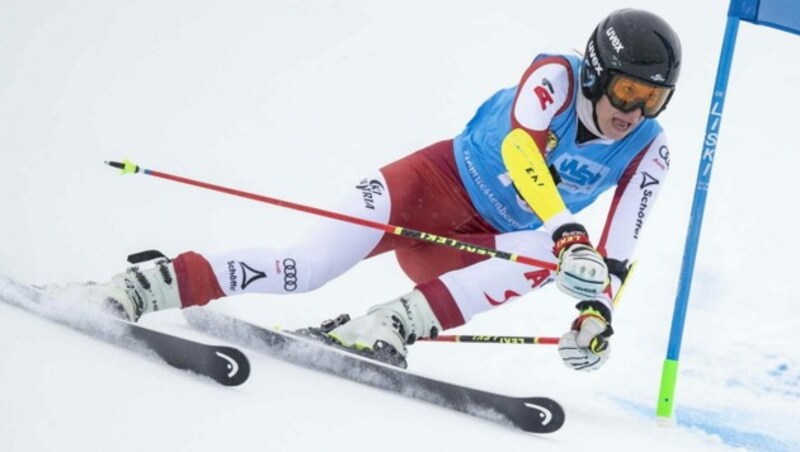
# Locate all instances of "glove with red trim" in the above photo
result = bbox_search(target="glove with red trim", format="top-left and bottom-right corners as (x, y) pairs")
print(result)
(552, 223), (609, 300)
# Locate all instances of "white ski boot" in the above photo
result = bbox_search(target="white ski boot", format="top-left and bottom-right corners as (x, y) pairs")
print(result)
(324, 289), (442, 367)
(99, 259), (181, 322)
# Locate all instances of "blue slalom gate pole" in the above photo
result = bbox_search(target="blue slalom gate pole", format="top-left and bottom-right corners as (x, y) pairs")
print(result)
(656, 8), (742, 422)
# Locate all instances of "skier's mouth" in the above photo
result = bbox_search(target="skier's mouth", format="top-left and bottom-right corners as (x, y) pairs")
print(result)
(611, 117), (632, 133)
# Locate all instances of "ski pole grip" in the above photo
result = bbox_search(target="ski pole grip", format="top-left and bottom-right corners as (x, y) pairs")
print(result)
(105, 160), (141, 175)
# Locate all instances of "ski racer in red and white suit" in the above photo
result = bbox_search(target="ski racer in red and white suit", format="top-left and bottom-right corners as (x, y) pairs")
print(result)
(98, 9), (681, 372)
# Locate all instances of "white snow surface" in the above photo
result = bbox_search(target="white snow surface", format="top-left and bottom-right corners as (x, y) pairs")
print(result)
(1, 1), (798, 451)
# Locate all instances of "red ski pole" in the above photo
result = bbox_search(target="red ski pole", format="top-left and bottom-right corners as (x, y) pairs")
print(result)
(105, 160), (558, 271)
(420, 335), (559, 345)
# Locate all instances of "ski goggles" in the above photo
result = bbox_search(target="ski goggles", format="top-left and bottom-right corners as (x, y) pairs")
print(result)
(604, 72), (674, 118)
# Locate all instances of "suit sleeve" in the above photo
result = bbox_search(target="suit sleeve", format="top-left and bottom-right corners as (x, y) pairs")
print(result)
(510, 56), (575, 156)
(595, 131), (671, 308)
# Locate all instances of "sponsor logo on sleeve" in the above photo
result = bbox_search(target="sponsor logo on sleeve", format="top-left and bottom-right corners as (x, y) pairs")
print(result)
(534, 78), (556, 110)
(659, 145), (670, 168)
(640, 172), (660, 189)
(633, 172), (660, 239)
(356, 178), (385, 210)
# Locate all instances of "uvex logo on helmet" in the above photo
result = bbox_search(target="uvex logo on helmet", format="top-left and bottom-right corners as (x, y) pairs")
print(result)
(605, 27), (624, 53)
(587, 39), (603, 77)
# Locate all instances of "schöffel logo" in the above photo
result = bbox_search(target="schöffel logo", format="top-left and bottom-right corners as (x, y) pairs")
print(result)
(227, 261), (267, 292)
(633, 172), (660, 239)
(356, 179), (385, 210)
(555, 155), (608, 192)
(640, 171), (660, 189)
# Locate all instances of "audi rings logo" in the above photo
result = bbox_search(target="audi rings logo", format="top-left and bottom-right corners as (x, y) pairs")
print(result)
(282, 258), (298, 292)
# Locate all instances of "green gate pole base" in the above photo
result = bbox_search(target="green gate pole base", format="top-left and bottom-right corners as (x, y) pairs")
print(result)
(656, 358), (679, 426)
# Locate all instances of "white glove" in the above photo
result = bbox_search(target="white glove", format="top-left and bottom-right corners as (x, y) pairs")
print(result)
(551, 224), (608, 300)
(558, 301), (613, 372)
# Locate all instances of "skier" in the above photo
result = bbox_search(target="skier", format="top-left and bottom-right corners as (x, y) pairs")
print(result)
(97, 8), (681, 371)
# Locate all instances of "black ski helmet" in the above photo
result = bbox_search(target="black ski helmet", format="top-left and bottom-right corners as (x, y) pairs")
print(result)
(581, 9), (682, 115)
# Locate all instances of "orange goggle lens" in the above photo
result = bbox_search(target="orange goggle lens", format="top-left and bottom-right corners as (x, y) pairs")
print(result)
(606, 73), (673, 118)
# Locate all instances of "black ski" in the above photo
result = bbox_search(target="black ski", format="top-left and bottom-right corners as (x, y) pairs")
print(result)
(0, 274), (249, 387)
(185, 309), (565, 433)
(121, 320), (250, 387)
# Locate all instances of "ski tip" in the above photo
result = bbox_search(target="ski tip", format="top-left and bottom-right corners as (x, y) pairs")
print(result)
(519, 398), (565, 434)
(213, 346), (251, 387)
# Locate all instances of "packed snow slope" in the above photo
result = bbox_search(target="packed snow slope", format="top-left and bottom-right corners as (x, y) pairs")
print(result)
(1, 1), (798, 451)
